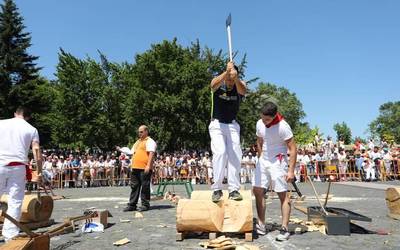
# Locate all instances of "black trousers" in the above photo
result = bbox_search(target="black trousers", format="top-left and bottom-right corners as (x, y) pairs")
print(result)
(128, 169), (151, 208)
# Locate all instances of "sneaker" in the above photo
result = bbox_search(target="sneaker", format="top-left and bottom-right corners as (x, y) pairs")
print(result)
(228, 190), (243, 201)
(276, 227), (290, 241)
(123, 206), (137, 212)
(212, 190), (223, 203)
(256, 223), (267, 235)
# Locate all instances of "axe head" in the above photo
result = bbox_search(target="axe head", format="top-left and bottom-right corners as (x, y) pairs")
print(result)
(226, 13), (231, 27)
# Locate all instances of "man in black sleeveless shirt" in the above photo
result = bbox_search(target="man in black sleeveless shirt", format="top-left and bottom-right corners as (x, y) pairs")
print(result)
(209, 61), (246, 202)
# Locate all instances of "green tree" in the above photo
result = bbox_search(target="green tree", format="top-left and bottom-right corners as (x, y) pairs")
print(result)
(0, 0), (41, 118)
(52, 50), (105, 149)
(50, 39), (307, 152)
(294, 124), (319, 146)
(333, 122), (352, 144)
(51, 50), (136, 150)
(124, 39), (220, 151)
(238, 82), (306, 147)
(369, 101), (400, 144)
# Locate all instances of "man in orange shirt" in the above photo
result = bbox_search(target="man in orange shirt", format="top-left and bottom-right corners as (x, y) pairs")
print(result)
(117, 125), (157, 212)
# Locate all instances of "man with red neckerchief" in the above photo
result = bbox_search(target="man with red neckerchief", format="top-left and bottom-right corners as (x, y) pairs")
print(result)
(252, 102), (297, 241)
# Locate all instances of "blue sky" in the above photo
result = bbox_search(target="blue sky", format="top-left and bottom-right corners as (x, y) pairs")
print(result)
(15, 0), (399, 139)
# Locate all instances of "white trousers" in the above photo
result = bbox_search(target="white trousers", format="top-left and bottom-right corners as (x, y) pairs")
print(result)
(0, 165), (26, 240)
(365, 167), (376, 180)
(209, 120), (242, 192)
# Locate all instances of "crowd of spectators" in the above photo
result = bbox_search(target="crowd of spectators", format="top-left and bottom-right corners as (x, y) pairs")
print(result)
(30, 137), (400, 189)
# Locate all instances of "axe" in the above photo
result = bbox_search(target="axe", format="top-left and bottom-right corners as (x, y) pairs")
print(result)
(226, 13), (233, 62)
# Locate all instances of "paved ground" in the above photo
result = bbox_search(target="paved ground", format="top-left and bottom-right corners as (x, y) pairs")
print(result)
(1, 181), (400, 249)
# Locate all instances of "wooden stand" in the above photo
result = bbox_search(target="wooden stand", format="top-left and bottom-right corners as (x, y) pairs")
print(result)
(176, 190), (253, 241)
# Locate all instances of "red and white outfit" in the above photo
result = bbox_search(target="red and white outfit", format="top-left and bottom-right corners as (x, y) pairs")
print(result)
(252, 115), (293, 192)
(0, 117), (40, 240)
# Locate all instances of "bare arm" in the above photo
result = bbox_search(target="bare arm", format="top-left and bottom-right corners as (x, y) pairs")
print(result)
(210, 71), (228, 92)
(116, 146), (134, 155)
(145, 151), (155, 173)
(32, 141), (43, 175)
(286, 137), (297, 182)
(256, 136), (263, 158)
(234, 78), (247, 96)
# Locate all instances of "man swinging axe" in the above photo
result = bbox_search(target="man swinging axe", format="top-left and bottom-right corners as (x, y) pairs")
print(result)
(209, 14), (247, 202)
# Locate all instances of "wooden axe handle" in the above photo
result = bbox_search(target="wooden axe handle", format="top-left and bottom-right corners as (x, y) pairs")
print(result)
(307, 176), (329, 215)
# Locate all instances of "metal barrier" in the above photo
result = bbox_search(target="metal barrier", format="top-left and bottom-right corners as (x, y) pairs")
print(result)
(33, 159), (400, 190)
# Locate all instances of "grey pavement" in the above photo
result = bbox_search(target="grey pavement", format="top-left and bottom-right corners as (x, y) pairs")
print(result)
(2, 181), (400, 250)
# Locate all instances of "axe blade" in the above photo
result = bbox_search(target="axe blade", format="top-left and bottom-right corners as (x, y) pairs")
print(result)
(226, 13), (231, 27)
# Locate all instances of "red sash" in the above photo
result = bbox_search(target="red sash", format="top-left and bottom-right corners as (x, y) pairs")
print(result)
(5, 162), (31, 181)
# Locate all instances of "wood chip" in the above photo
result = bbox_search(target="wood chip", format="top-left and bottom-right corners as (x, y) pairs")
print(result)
(134, 212), (143, 218)
(113, 238), (130, 246)
(290, 217), (303, 224)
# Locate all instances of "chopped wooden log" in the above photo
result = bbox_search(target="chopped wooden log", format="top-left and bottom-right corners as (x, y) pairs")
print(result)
(386, 187), (400, 220)
(176, 199), (224, 232)
(176, 190), (253, 237)
(0, 194), (53, 223)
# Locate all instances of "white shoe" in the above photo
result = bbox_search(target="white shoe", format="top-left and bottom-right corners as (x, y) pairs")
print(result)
(256, 223), (267, 235)
(276, 227), (290, 241)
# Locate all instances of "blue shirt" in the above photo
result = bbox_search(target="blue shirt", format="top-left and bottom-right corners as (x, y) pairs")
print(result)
(355, 157), (364, 170)
(72, 159), (81, 167)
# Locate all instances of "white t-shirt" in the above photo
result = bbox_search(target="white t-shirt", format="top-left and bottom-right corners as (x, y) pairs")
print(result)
(383, 152), (392, 163)
(256, 119), (293, 161)
(369, 151), (381, 160)
(43, 160), (53, 170)
(301, 155), (311, 165)
(0, 117), (40, 166)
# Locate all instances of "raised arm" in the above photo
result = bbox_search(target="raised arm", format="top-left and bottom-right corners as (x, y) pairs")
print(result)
(234, 78), (247, 96)
(210, 71), (228, 92)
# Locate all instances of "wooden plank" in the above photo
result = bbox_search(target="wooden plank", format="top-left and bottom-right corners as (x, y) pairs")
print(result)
(209, 232), (217, 240)
(176, 232), (184, 241)
(0, 237), (31, 250)
(245, 232), (253, 242)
